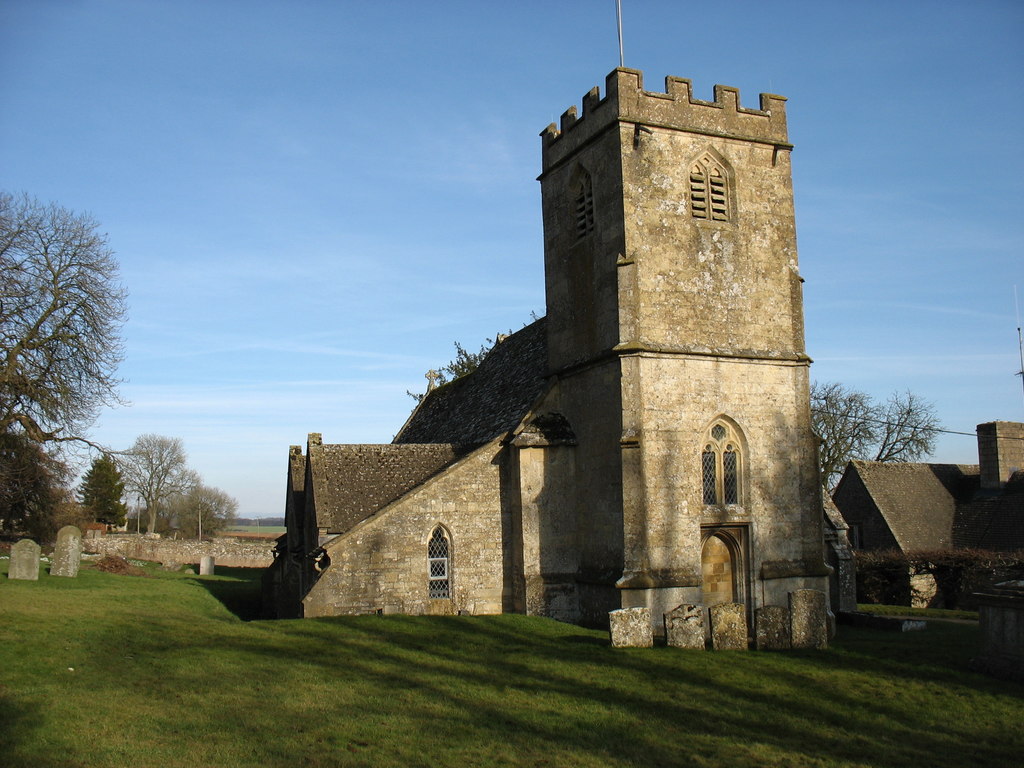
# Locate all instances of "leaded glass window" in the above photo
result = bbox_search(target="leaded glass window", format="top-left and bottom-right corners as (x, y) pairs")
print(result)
(723, 448), (739, 505)
(701, 421), (743, 507)
(427, 527), (450, 599)
(702, 449), (717, 505)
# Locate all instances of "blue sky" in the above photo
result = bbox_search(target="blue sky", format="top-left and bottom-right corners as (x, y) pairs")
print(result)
(2, 1), (1022, 518)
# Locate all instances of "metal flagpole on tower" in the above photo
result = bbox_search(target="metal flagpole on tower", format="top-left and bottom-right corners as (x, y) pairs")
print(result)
(616, 0), (625, 67)
(1015, 286), (1024, 411)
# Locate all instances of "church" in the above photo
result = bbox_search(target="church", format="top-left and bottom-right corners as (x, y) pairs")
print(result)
(263, 68), (830, 638)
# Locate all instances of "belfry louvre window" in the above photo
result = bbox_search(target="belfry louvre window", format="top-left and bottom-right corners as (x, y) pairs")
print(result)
(690, 156), (730, 222)
(427, 527), (451, 599)
(573, 171), (595, 239)
(702, 421), (742, 506)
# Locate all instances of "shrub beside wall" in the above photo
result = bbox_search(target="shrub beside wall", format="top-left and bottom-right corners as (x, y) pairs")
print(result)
(855, 549), (1024, 609)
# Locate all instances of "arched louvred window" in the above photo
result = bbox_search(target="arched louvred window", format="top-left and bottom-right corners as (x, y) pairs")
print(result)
(701, 421), (743, 507)
(690, 155), (730, 222)
(572, 168), (595, 239)
(427, 526), (451, 599)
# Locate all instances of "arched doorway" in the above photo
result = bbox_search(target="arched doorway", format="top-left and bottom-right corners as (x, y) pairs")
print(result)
(701, 532), (736, 607)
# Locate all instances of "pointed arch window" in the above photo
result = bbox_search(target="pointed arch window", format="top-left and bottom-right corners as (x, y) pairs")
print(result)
(572, 169), (595, 239)
(702, 421), (742, 507)
(427, 526), (451, 599)
(690, 155), (730, 222)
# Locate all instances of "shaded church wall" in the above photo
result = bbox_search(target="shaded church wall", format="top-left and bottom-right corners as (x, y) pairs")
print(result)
(515, 441), (579, 621)
(303, 443), (507, 618)
(540, 116), (625, 373)
(547, 368), (628, 626)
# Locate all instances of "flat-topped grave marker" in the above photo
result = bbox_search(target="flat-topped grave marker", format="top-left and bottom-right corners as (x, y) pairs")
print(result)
(609, 607), (653, 648)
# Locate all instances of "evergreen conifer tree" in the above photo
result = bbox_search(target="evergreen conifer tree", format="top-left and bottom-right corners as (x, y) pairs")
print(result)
(79, 454), (127, 526)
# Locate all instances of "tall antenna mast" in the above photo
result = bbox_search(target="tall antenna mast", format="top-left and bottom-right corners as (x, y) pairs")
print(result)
(616, 0), (625, 67)
(1016, 286), (1024, 410)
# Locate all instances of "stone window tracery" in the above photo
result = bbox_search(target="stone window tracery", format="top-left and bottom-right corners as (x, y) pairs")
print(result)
(427, 526), (451, 599)
(690, 155), (730, 222)
(702, 421), (742, 507)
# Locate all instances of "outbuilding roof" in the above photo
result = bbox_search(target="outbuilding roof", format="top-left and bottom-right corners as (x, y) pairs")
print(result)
(954, 471), (1024, 551)
(307, 443), (467, 533)
(840, 461), (978, 551)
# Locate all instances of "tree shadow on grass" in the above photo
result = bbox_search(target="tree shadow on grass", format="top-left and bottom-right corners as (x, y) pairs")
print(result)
(187, 566), (265, 621)
(0, 689), (91, 768)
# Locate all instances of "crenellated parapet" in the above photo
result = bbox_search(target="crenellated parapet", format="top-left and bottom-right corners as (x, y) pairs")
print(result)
(540, 68), (790, 174)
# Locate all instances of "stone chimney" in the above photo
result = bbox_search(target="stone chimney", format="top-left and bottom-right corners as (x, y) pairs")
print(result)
(977, 421), (1024, 489)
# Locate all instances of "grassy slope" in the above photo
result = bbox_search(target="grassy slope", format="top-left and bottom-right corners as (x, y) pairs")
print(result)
(0, 562), (1020, 768)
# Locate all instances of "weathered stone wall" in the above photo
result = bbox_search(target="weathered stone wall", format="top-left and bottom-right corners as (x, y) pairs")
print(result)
(303, 441), (509, 618)
(514, 441), (580, 621)
(537, 67), (828, 635)
(82, 534), (275, 568)
(972, 581), (1024, 683)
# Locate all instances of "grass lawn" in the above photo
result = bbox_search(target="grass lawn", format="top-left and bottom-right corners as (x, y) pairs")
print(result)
(855, 604), (979, 622)
(1, 561), (1020, 768)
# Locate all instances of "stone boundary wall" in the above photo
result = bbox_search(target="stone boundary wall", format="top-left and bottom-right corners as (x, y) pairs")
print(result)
(83, 534), (274, 568)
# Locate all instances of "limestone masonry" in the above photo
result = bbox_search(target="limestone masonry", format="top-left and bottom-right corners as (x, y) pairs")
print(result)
(263, 69), (831, 644)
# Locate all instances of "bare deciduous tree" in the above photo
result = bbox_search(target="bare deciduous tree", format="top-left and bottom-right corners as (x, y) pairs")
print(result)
(0, 192), (127, 445)
(169, 484), (238, 539)
(811, 381), (940, 492)
(119, 434), (198, 534)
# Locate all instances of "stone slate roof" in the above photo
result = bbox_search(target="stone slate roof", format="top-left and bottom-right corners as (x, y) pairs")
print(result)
(954, 471), (1024, 551)
(307, 443), (466, 533)
(844, 461), (979, 552)
(394, 318), (549, 445)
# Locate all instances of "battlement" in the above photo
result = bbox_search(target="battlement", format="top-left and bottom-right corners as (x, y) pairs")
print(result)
(540, 68), (789, 173)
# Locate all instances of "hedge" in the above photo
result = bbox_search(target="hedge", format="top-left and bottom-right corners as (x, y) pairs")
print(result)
(854, 549), (1024, 609)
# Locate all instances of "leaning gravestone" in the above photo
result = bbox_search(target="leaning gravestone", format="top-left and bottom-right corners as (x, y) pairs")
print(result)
(755, 605), (791, 650)
(709, 603), (748, 650)
(51, 525), (83, 577)
(199, 555), (215, 576)
(790, 589), (828, 649)
(664, 604), (705, 649)
(609, 607), (653, 648)
(9, 539), (41, 581)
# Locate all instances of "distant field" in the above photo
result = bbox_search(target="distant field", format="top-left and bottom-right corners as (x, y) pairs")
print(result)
(223, 525), (286, 535)
(1, 560), (1021, 768)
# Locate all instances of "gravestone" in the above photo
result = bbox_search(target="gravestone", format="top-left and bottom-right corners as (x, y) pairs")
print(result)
(755, 605), (791, 650)
(51, 525), (83, 577)
(709, 603), (748, 650)
(199, 555), (215, 575)
(9, 539), (41, 581)
(609, 607), (653, 648)
(790, 589), (828, 649)
(664, 604), (705, 649)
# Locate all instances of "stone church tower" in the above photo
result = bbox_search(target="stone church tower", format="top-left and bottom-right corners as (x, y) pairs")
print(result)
(267, 68), (829, 643)
(534, 68), (827, 626)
